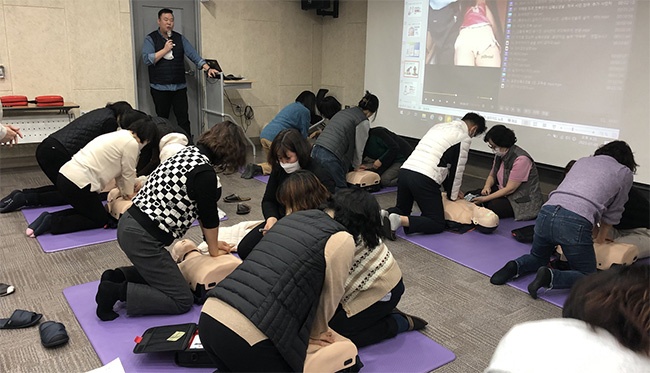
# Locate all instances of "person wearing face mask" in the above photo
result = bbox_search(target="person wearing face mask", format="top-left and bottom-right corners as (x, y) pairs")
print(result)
(237, 129), (335, 260)
(25, 118), (158, 237)
(382, 113), (487, 239)
(470, 125), (543, 220)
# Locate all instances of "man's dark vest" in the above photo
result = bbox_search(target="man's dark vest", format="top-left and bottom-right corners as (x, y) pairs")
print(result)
(208, 210), (347, 371)
(494, 145), (544, 220)
(148, 30), (185, 85)
(315, 106), (367, 167)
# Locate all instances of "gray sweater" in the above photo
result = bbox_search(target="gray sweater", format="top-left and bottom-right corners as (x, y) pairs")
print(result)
(546, 155), (633, 226)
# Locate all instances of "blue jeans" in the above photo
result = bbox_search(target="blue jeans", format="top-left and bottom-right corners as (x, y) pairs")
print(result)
(515, 205), (596, 289)
(311, 145), (348, 191)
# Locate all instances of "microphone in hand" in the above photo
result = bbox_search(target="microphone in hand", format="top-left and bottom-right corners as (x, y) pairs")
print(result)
(163, 30), (175, 60)
(166, 31), (175, 47)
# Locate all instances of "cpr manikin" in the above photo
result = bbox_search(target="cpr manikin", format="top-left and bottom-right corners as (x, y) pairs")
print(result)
(172, 239), (361, 373)
(442, 192), (499, 233)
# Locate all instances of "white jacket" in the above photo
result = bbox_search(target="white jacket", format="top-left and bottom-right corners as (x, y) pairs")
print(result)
(486, 318), (650, 373)
(159, 132), (189, 162)
(401, 120), (471, 200)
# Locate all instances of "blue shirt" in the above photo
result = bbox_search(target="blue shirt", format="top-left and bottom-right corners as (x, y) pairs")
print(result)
(142, 29), (206, 91)
(260, 102), (311, 141)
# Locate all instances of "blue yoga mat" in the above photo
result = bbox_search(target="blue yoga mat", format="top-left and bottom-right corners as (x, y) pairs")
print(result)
(64, 281), (455, 372)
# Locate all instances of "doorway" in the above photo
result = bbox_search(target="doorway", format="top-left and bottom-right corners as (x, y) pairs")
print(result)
(131, 0), (203, 139)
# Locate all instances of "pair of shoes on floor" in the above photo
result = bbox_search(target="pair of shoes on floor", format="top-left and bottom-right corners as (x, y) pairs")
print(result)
(0, 191), (27, 213)
(0, 309), (68, 348)
(223, 193), (251, 203)
(25, 212), (52, 237)
(241, 163), (263, 179)
(236, 203), (251, 215)
(392, 308), (428, 331)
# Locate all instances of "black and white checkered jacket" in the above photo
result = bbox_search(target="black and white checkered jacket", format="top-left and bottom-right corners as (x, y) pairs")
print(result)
(132, 146), (211, 239)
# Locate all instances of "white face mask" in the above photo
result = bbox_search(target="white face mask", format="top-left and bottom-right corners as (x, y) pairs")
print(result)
(493, 147), (507, 157)
(280, 161), (301, 174)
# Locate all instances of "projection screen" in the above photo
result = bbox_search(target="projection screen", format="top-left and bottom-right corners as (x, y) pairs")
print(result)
(365, 0), (649, 184)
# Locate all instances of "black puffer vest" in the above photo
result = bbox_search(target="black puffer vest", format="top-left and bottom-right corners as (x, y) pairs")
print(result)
(208, 210), (346, 371)
(148, 30), (185, 85)
(48, 108), (117, 156)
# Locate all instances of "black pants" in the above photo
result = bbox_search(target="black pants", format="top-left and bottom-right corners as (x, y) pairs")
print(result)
(237, 222), (266, 260)
(329, 279), (404, 347)
(388, 169), (446, 234)
(36, 137), (72, 184)
(50, 174), (111, 234)
(198, 312), (293, 372)
(150, 87), (191, 139)
(22, 185), (67, 207)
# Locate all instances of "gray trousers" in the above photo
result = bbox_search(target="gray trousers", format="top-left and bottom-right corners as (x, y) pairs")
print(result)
(117, 211), (193, 316)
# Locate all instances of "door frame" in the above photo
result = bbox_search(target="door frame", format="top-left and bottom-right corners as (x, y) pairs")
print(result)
(129, 0), (205, 137)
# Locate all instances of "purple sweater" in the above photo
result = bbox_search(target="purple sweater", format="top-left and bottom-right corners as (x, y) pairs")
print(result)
(546, 155), (632, 226)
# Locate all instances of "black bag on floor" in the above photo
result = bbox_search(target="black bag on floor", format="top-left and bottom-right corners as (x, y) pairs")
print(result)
(133, 323), (215, 368)
(511, 224), (535, 243)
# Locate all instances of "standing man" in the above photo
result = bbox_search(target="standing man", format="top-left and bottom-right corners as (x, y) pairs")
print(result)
(142, 8), (219, 139)
(383, 112), (487, 238)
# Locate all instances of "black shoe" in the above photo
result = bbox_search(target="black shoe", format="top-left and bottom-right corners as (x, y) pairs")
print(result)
(392, 308), (428, 331)
(490, 260), (518, 285)
(236, 203), (251, 215)
(528, 267), (552, 299)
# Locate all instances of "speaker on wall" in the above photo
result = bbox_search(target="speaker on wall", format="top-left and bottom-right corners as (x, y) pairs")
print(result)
(301, 0), (331, 10)
(300, 0), (338, 18)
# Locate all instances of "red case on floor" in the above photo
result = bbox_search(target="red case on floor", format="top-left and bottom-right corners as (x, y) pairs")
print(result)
(1, 95), (28, 107)
(35, 95), (64, 107)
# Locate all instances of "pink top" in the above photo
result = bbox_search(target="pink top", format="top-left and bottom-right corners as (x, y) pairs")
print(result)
(460, 3), (490, 28)
(491, 155), (532, 189)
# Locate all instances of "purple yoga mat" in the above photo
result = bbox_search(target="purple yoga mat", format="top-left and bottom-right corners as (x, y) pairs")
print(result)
(22, 205), (119, 253)
(396, 219), (571, 307)
(253, 175), (398, 195)
(22, 206), (223, 253)
(64, 281), (455, 372)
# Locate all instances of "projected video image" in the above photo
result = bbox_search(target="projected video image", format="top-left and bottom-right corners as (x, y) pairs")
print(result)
(398, 0), (643, 141)
(425, 0), (507, 67)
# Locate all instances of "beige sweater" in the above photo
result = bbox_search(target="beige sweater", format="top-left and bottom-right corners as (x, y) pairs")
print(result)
(201, 231), (356, 345)
(59, 130), (139, 196)
(341, 241), (402, 316)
